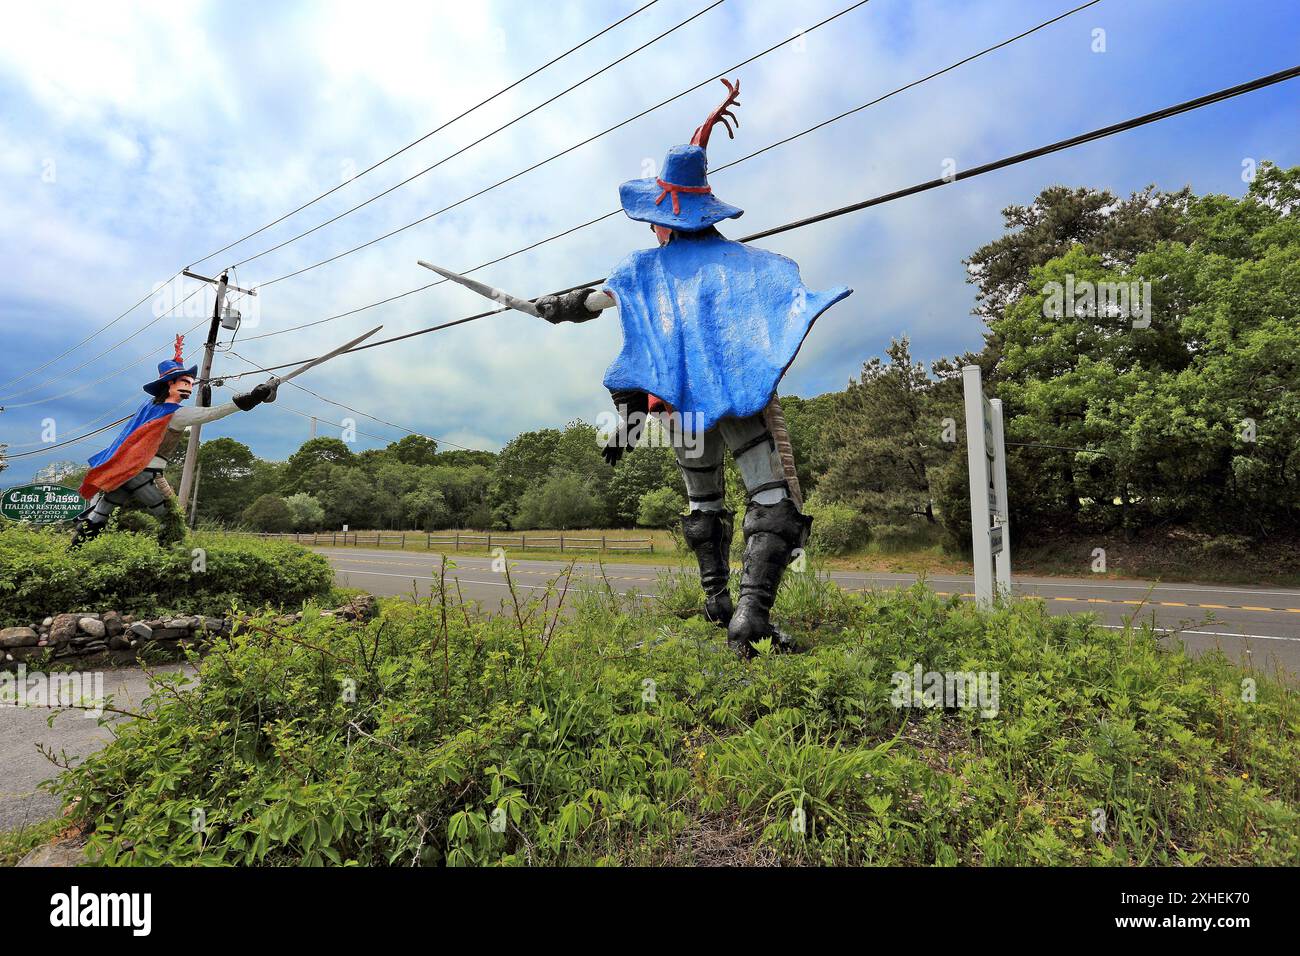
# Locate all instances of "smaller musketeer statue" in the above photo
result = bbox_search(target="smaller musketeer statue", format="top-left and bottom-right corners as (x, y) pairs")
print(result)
(422, 80), (852, 658)
(71, 335), (278, 547)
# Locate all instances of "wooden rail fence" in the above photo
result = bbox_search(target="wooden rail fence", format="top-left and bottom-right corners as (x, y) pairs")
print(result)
(245, 531), (654, 553)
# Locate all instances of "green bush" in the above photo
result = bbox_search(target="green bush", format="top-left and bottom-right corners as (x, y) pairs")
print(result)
(804, 496), (871, 555)
(47, 569), (1300, 866)
(242, 494), (294, 532)
(0, 526), (333, 625)
(637, 487), (684, 528)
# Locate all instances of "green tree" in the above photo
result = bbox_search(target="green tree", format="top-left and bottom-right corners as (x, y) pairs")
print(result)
(514, 473), (605, 530)
(386, 434), (439, 466)
(284, 492), (326, 530)
(281, 438), (354, 494)
(636, 487), (683, 528)
(242, 494), (294, 532)
(817, 339), (956, 536)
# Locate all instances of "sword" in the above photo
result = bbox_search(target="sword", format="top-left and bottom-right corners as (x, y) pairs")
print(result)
(417, 261), (613, 316)
(273, 325), (384, 385)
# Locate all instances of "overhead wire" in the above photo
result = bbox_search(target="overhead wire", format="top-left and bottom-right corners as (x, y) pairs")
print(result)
(216, 58), (1300, 379)
(7, 2), (663, 397)
(238, 0), (1101, 345)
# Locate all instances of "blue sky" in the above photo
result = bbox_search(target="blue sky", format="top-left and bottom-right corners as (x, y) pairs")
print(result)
(1, 0), (1297, 483)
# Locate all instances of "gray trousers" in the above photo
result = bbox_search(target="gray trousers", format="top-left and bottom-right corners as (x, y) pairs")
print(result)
(83, 469), (171, 528)
(670, 412), (790, 512)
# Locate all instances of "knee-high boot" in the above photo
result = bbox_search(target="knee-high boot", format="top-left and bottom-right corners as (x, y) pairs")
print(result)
(727, 498), (812, 659)
(680, 509), (735, 627)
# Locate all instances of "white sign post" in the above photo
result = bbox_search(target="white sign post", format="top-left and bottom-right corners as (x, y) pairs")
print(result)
(962, 365), (1011, 607)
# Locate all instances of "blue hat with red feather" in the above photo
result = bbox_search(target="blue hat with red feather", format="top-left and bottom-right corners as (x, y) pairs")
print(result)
(143, 334), (198, 397)
(618, 79), (744, 232)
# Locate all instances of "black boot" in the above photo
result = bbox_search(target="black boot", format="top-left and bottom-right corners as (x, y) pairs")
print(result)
(69, 516), (105, 550)
(681, 509), (734, 627)
(727, 498), (812, 659)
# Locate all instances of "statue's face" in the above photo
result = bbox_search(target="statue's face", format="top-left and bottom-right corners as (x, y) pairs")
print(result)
(652, 224), (672, 246)
(167, 375), (194, 403)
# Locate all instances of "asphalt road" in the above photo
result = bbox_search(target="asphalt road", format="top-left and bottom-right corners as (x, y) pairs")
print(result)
(0, 664), (193, 835)
(318, 546), (1300, 678)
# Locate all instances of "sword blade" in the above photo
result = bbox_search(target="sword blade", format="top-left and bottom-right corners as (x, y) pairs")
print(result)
(276, 325), (383, 384)
(417, 260), (541, 317)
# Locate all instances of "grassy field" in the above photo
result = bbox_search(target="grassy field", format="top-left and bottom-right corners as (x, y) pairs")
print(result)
(33, 561), (1300, 866)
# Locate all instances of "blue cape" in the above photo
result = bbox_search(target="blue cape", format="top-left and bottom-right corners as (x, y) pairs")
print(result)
(602, 234), (851, 431)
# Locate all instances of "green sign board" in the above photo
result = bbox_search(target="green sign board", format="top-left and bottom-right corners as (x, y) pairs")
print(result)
(1, 484), (87, 524)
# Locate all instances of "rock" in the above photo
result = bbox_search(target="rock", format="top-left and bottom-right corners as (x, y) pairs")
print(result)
(49, 614), (79, 644)
(102, 611), (124, 636)
(128, 621), (153, 641)
(109, 634), (131, 650)
(165, 618), (191, 630)
(42, 616), (53, 627)
(78, 618), (106, 639)
(150, 628), (188, 641)
(0, 626), (38, 648)
(320, 611), (335, 618)
(18, 837), (87, 867)
(275, 615), (296, 627)
(81, 641), (108, 655)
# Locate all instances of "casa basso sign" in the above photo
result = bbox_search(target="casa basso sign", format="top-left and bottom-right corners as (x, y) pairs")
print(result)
(0, 484), (86, 523)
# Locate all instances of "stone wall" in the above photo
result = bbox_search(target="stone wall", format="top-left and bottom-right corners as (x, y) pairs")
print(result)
(0, 595), (376, 671)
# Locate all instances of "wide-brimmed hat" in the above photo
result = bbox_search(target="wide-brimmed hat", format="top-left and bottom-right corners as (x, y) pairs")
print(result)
(618, 78), (744, 233)
(143, 335), (197, 397)
(619, 145), (743, 231)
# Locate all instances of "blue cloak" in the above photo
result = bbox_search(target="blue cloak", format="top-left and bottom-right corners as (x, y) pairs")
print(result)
(602, 234), (851, 431)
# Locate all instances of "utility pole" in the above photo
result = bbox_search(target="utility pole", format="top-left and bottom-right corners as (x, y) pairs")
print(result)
(176, 268), (257, 522)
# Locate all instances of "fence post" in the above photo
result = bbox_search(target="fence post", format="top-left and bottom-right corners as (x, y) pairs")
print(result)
(487, 533), (492, 551)
(426, 532), (431, 549)
(455, 532), (460, 552)
(560, 533), (564, 553)
(401, 532), (406, 549)
(522, 533), (526, 551)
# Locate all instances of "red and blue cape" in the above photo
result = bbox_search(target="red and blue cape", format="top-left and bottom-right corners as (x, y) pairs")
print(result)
(79, 400), (180, 498)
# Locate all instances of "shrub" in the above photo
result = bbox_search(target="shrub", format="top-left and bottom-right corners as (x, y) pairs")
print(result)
(804, 496), (871, 555)
(0, 526), (333, 625)
(46, 570), (1300, 866)
(284, 492), (326, 531)
(242, 494), (294, 532)
(637, 487), (684, 528)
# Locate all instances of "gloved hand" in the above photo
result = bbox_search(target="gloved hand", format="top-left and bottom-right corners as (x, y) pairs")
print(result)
(233, 377), (280, 410)
(602, 439), (626, 468)
(536, 288), (598, 324)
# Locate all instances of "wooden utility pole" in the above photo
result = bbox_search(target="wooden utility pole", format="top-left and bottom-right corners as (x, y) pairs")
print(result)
(176, 269), (257, 522)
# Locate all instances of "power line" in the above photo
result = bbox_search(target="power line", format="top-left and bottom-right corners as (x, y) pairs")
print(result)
(225, 348), (485, 452)
(3, 416), (131, 460)
(0, 272), (181, 395)
(253, 0), (875, 288)
(188, 0), (661, 269)
(3, 395), (140, 450)
(1, 312), (210, 409)
(6, 4), (661, 400)
(239, 0), (1099, 345)
(0, 283), (208, 402)
(228, 0), (727, 272)
(221, 58), (1300, 379)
